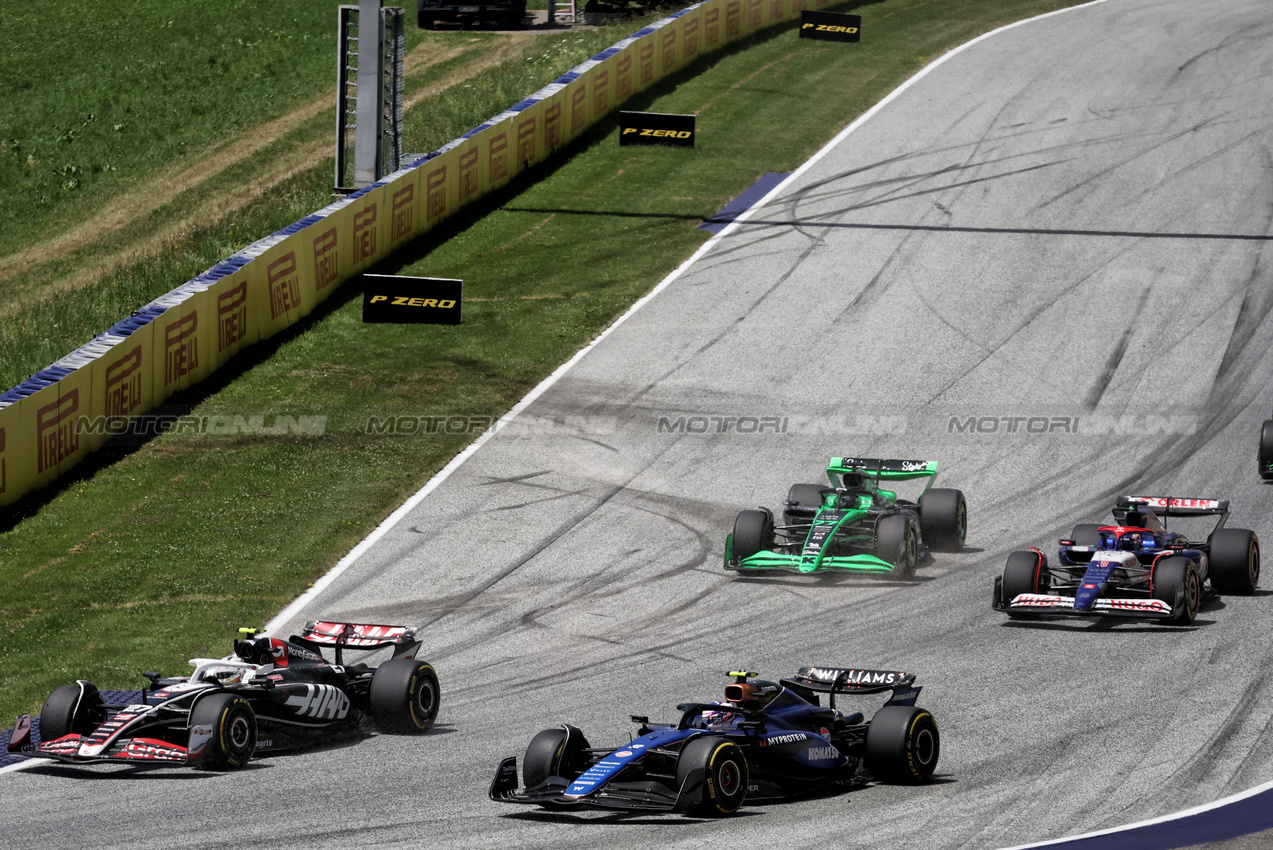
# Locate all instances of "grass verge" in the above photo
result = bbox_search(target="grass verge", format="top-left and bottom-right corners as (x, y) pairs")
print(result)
(0, 0), (1087, 722)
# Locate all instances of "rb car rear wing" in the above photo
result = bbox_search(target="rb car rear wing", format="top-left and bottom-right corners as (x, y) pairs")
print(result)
(827, 457), (938, 485)
(781, 666), (922, 709)
(291, 621), (421, 664)
(1118, 496), (1229, 535)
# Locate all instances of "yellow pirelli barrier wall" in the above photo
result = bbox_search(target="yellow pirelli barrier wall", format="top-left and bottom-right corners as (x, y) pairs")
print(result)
(0, 0), (821, 506)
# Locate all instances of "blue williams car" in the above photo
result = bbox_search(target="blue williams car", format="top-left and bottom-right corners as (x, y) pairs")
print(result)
(994, 496), (1260, 625)
(489, 668), (940, 817)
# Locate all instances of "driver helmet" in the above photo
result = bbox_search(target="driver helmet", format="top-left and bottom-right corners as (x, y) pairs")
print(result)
(1117, 532), (1142, 551)
(701, 702), (742, 730)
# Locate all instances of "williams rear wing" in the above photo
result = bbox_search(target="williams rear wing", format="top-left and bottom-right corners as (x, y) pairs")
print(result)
(293, 621), (422, 663)
(828, 457), (938, 483)
(781, 666), (922, 708)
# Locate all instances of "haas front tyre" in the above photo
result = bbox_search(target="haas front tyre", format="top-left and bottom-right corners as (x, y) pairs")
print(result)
(675, 736), (748, 817)
(189, 693), (256, 769)
(866, 705), (940, 784)
(919, 488), (967, 552)
(38, 681), (106, 741)
(370, 658), (440, 733)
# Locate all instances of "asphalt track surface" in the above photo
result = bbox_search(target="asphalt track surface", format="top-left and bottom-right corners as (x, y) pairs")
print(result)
(6, 0), (1273, 847)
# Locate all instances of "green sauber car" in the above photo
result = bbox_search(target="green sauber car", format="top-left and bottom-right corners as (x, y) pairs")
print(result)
(725, 457), (967, 579)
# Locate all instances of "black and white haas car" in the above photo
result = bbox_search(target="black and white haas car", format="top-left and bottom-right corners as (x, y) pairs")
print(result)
(7, 621), (439, 769)
(994, 496), (1259, 625)
(490, 668), (940, 817)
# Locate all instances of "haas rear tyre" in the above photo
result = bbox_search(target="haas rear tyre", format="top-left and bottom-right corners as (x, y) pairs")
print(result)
(731, 509), (774, 562)
(1152, 556), (1201, 625)
(1260, 420), (1273, 480)
(38, 681), (106, 741)
(866, 705), (940, 784)
(877, 514), (919, 578)
(1209, 529), (1260, 595)
(919, 488), (966, 552)
(523, 725), (592, 789)
(189, 693), (256, 769)
(370, 658), (440, 733)
(675, 736), (748, 817)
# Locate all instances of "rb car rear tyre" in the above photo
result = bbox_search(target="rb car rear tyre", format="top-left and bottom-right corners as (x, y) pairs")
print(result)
(877, 514), (919, 579)
(523, 725), (592, 791)
(1152, 556), (1201, 625)
(1209, 528), (1260, 595)
(189, 693), (256, 769)
(919, 488), (966, 552)
(675, 736), (748, 817)
(38, 681), (105, 741)
(731, 509), (774, 562)
(370, 658), (440, 733)
(865, 705), (940, 784)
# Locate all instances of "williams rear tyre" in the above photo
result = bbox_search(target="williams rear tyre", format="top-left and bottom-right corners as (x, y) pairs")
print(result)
(523, 725), (592, 789)
(1070, 523), (1102, 546)
(370, 658), (440, 733)
(865, 705), (940, 784)
(188, 693), (256, 769)
(731, 509), (774, 562)
(1260, 420), (1273, 479)
(877, 513), (919, 579)
(1209, 528), (1260, 595)
(919, 488), (967, 552)
(1152, 556), (1201, 625)
(38, 681), (106, 741)
(1001, 551), (1044, 619)
(675, 736), (748, 817)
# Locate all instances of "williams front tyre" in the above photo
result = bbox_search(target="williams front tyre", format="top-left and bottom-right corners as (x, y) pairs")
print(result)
(523, 725), (592, 793)
(675, 736), (748, 817)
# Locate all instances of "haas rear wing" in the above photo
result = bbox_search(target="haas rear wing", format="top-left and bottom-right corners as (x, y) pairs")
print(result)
(293, 621), (421, 663)
(828, 457), (937, 482)
(781, 666), (922, 708)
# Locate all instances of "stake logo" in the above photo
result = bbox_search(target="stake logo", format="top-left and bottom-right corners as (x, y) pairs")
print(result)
(217, 280), (249, 352)
(489, 131), (508, 183)
(313, 227), (339, 292)
(104, 344), (143, 418)
(37, 389), (80, 473)
(392, 183), (416, 241)
(267, 252), (301, 320)
(517, 116), (536, 167)
(459, 146), (480, 201)
(353, 203), (378, 264)
(164, 311), (199, 386)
